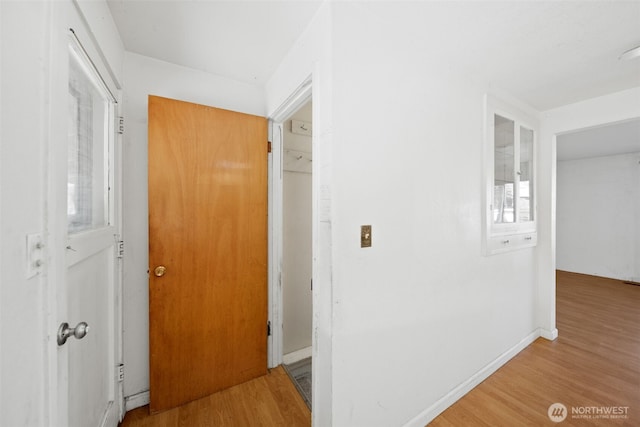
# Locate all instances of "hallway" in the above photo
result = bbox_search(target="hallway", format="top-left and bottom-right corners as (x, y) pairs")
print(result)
(430, 271), (639, 426)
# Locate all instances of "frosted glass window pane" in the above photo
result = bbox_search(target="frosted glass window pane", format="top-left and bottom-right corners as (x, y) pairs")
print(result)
(493, 114), (515, 223)
(67, 47), (109, 234)
(519, 126), (534, 222)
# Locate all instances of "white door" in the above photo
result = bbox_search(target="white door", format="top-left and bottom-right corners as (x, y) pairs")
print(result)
(48, 4), (122, 426)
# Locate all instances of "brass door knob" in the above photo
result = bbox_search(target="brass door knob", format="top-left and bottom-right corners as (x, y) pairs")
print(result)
(154, 265), (167, 277)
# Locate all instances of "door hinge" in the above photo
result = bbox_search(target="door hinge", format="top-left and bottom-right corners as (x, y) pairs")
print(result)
(118, 116), (124, 135)
(116, 239), (124, 258)
(267, 321), (271, 337)
(267, 141), (272, 153)
(117, 364), (125, 382)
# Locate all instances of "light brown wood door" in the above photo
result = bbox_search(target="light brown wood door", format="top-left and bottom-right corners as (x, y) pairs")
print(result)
(148, 95), (268, 413)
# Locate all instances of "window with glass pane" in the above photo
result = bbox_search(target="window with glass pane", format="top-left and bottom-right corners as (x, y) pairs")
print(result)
(493, 114), (515, 224)
(484, 95), (537, 255)
(67, 45), (111, 234)
(519, 127), (534, 222)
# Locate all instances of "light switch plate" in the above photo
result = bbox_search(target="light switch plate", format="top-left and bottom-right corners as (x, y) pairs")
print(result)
(26, 233), (43, 278)
(361, 225), (372, 248)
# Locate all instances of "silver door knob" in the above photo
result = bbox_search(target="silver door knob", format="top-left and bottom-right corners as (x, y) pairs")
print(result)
(57, 321), (90, 346)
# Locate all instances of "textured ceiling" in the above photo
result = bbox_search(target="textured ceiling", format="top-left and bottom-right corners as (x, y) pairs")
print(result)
(451, 1), (640, 110)
(336, 1), (640, 110)
(107, 1), (640, 110)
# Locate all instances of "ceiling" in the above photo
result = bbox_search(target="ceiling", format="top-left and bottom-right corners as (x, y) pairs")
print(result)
(106, 0), (323, 85)
(557, 118), (640, 161)
(107, 1), (640, 110)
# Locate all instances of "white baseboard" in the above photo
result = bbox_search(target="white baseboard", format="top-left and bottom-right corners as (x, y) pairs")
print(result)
(99, 401), (118, 427)
(404, 329), (541, 427)
(282, 346), (312, 365)
(540, 328), (558, 341)
(125, 390), (150, 412)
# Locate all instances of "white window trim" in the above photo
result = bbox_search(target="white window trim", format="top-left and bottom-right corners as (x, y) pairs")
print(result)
(67, 34), (117, 236)
(483, 94), (538, 255)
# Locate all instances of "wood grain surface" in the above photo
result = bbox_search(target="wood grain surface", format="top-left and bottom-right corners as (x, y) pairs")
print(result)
(148, 96), (268, 412)
(119, 367), (310, 427)
(430, 271), (639, 426)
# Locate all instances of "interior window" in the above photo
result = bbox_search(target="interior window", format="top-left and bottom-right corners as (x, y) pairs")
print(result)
(67, 44), (112, 234)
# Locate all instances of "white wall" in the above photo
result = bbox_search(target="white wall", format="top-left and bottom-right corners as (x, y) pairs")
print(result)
(1, 3), (49, 425)
(329, 4), (542, 425)
(267, 3), (586, 425)
(283, 170), (313, 354)
(283, 114), (313, 355)
(557, 152), (640, 282)
(121, 52), (265, 403)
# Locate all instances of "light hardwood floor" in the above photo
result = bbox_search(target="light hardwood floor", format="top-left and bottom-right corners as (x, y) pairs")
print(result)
(429, 271), (639, 426)
(120, 271), (639, 426)
(119, 366), (310, 427)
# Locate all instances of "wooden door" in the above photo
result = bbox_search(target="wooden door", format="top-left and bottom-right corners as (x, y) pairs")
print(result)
(148, 96), (268, 412)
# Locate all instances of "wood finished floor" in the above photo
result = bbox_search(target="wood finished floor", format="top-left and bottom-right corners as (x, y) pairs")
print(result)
(120, 271), (639, 426)
(429, 271), (640, 426)
(118, 366), (310, 427)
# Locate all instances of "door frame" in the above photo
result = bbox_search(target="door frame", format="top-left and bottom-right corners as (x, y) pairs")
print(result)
(45, 2), (124, 425)
(267, 78), (312, 368)
(538, 88), (640, 343)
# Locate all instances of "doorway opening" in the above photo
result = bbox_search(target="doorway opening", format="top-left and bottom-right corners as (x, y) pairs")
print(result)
(267, 78), (314, 412)
(555, 118), (640, 283)
(280, 101), (313, 409)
